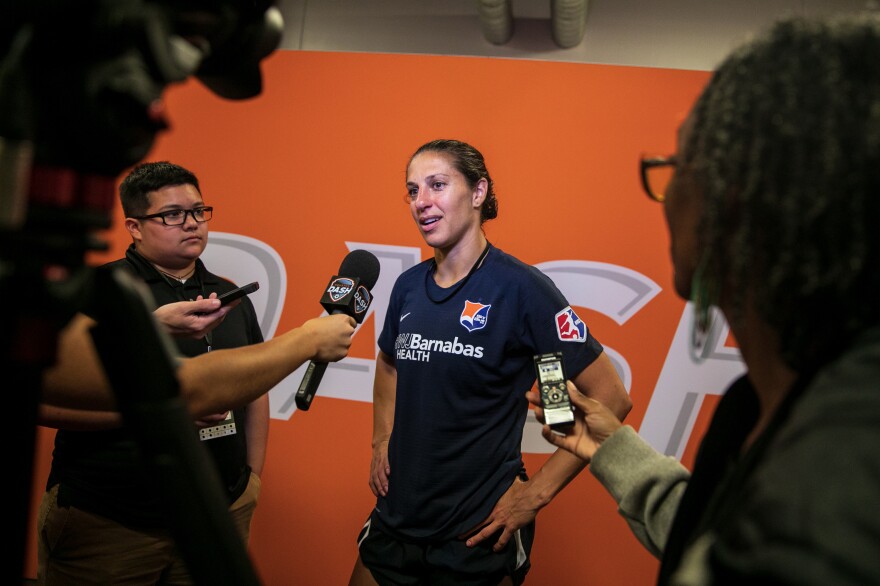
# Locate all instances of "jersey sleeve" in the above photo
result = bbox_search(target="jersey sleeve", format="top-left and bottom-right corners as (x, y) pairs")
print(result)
(377, 275), (404, 358)
(520, 265), (604, 378)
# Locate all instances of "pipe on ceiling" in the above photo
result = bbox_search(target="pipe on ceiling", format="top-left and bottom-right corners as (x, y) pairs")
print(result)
(477, 0), (514, 45)
(476, 0), (588, 48)
(551, 0), (588, 48)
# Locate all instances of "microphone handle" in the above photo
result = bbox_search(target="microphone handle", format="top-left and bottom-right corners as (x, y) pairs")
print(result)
(294, 360), (328, 411)
(295, 306), (355, 411)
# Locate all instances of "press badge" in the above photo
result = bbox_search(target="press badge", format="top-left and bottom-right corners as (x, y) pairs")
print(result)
(199, 411), (238, 441)
(197, 338), (237, 440)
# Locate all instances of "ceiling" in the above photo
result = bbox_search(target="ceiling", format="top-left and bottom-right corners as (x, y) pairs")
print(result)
(274, 0), (872, 72)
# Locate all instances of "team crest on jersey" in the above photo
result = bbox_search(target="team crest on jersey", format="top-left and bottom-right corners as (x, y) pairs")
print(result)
(460, 300), (491, 332)
(555, 306), (586, 342)
(326, 277), (355, 302)
(353, 285), (371, 316)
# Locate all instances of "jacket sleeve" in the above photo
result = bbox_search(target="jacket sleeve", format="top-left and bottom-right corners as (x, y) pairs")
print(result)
(589, 425), (690, 558)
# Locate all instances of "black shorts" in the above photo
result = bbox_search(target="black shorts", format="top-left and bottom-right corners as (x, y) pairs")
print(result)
(356, 512), (535, 586)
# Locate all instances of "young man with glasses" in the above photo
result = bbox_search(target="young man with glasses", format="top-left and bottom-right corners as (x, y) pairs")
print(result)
(37, 161), (268, 585)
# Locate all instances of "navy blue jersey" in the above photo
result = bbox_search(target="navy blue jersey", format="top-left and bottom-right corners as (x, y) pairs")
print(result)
(375, 244), (603, 542)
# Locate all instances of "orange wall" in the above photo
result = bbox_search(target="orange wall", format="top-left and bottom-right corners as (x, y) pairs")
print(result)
(26, 50), (712, 584)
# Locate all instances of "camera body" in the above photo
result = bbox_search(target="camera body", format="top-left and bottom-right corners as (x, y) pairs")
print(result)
(533, 352), (575, 433)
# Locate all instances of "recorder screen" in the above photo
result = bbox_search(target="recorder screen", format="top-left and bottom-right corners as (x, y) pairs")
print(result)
(538, 361), (564, 382)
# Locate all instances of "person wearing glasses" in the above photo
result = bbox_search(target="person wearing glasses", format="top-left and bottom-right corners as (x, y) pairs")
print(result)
(37, 161), (269, 585)
(528, 13), (880, 585)
(348, 139), (632, 586)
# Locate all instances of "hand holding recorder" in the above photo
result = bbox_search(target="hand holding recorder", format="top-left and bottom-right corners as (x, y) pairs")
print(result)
(526, 382), (623, 463)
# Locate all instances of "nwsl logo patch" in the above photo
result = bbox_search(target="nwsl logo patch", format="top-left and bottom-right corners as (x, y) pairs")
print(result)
(460, 300), (491, 332)
(555, 306), (587, 342)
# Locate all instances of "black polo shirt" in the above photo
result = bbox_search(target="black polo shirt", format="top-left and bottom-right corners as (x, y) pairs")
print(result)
(46, 244), (264, 528)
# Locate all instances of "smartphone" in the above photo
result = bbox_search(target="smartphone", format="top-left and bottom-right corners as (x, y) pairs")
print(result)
(218, 281), (260, 306)
(533, 352), (575, 433)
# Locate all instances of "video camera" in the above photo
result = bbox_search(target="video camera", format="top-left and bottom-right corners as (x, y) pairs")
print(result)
(0, 2), (283, 583)
(1, 0), (283, 230)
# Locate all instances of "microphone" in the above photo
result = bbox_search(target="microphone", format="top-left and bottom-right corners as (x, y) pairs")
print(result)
(294, 249), (380, 411)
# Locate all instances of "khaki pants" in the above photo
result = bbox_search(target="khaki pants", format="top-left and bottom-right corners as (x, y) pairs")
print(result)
(37, 471), (261, 586)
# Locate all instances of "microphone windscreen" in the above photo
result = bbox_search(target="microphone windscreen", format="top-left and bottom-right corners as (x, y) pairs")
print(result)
(338, 250), (380, 291)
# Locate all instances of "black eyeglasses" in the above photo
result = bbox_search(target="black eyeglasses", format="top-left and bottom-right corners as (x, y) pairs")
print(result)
(133, 206), (213, 226)
(640, 156), (677, 202)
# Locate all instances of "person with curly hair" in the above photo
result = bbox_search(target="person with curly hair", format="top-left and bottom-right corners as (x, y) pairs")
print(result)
(530, 13), (880, 585)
